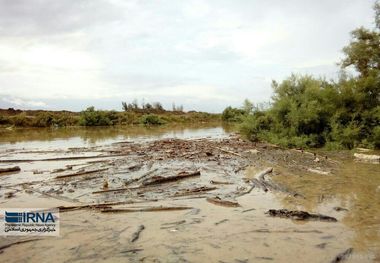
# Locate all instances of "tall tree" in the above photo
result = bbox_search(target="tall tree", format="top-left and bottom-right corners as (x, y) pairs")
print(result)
(341, 2), (380, 76)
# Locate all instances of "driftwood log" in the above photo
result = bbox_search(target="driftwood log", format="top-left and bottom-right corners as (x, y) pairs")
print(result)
(142, 171), (200, 186)
(206, 196), (240, 207)
(55, 168), (108, 179)
(101, 206), (193, 213)
(266, 209), (337, 222)
(0, 166), (21, 174)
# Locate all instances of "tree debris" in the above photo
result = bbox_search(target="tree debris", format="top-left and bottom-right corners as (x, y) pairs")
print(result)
(55, 168), (108, 179)
(124, 168), (158, 186)
(0, 154), (125, 163)
(0, 166), (21, 174)
(131, 225), (145, 242)
(0, 239), (41, 252)
(206, 196), (240, 207)
(210, 180), (233, 185)
(120, 248), (143, 254)
(212, 147), (243, 158)
(266, 209), (337, 222)
(172, 186), (217, 197)
(142, 171), (201, 186)
(101, 206), (193, 213)
(330, 248), (353, 263)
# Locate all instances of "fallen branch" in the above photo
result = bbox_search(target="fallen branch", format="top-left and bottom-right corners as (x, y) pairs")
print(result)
(0, 154), (125, 163)
(55, 168), (108, 179)
(101, 206), (193, 213)
(255, 167), (273, 181)
(131, 225), (145, 242)
(206, 197), (240, 207)
(266, 209), (337, 222)
(238, 168), (273, 196)
(210, 180), (233, 185)
(57, 202), (133, 212)
(251, 168), (303, 198)
(142, 171), (201, 186)
(161, 220), (186, 227)
(172, 186), (217, 197)
(213, 147), (243, 158)
(307, 168), (330, 175)
(330, 248), (353, 263)
(124, 168), (158, 186)
(0, 166), (21, 174)
(0, 238), (41, 252)
(120, 248), (143, 254)
(58, 200), (159, 212)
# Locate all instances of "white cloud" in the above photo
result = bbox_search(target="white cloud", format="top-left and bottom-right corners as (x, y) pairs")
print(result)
(2, 96), (47, 108)
(0, 0), (375, 112)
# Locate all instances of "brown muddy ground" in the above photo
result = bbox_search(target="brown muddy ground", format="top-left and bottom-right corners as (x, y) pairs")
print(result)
(0, 134), (379, 262)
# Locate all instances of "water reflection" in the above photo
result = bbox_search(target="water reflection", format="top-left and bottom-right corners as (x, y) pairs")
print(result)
(0, 123), (234, 150)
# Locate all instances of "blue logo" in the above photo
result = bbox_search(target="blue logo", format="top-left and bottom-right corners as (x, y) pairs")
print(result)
(5, 211), (55, 223)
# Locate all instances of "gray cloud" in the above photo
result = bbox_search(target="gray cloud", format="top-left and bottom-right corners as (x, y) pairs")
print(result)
(0, 0), (122, 36)
(0, 0), (376, 112)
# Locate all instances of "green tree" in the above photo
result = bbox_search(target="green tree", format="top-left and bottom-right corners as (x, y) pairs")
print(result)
(341, 2), (380, 77)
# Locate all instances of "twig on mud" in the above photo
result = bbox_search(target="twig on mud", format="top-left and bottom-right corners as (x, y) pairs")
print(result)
(212, 147), (244, 158)
(0, 154), (125, 163)
(172, 186), (217, 197)
(330, 248), (353, 263)
(55, 168), (109, 179)
(124, 168), (158, 186)
(58, 200), (159, 212)
(206, 196), (240, 207)
(131, 225), (145, 242)
(0, 239), (41, 252)
(101, 206), (193, 213)
(120, 248), (143, 254)
(209, 180), (233, 185)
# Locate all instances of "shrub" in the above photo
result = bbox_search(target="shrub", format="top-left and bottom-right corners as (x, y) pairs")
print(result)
(140, 114), (165, 125)
(222, 106), (246, 122)
(79, 107), (113, 126)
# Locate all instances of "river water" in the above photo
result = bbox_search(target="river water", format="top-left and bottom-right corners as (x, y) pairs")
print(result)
(0, 124), (379, 262)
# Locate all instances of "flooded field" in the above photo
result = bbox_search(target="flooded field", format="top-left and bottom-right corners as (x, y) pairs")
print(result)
(0, 125), (379, 262)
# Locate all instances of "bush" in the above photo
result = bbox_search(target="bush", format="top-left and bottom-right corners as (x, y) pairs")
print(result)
(236, 73), (380, 149)
(10, 113), (33, 127)
(79, 107), (113, 126)
(222, 106), (246, 122)
(140, 114), (165, 125)
(33, 112), (56, 127)
(0, 115), (10, 125)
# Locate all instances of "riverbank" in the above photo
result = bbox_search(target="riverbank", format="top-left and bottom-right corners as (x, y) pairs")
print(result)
(0, 126), (379, 262)
(0, 107), (221, 128)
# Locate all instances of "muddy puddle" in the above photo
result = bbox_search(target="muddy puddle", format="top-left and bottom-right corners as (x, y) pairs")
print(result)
(0, 125), (379, 262)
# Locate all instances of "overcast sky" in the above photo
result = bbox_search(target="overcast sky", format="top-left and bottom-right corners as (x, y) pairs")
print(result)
(0, 0), (376, 112)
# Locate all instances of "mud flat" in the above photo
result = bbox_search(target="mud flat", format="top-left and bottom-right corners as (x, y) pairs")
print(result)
(0, 132), (379, 262)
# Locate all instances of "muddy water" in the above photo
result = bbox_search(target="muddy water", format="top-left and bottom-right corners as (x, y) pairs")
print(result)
(0, 123), (231, 150)
(0, 125), (379, 262)
(273, 158), (380, 258)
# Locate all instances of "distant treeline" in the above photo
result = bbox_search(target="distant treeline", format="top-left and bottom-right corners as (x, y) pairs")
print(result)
(0, 102), (220, 127)
(121, 99), (184, 112)
(223, 3), (380, 150)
